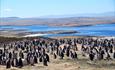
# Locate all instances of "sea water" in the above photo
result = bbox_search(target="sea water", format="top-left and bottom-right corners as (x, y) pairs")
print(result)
(0, 23), (115, 37)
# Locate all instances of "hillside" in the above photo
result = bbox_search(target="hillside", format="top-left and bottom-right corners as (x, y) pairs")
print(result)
(0, 17), (115, 27)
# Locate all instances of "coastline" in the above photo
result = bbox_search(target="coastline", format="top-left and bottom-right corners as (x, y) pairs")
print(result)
(1, 17), (115, 27)
(0, 35), (114, 43)
(0, 30), (78, 37)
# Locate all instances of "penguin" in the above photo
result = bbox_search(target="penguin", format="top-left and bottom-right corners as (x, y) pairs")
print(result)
(53, 53), (57, 59)
(70, 51), (74, 59)
(18, 58), (23, 68)
(6, 59), (11, 69)
(11, 59), (14, 67)
(19, 51), (24, 59)
(106, 53), (111, 60)
(30, 56), (34, 66)
(89, 51), (94, 61)
(66, 49), (70, 57)
(60, 51), (64, 59)
(74, 52), (78, 59)
(14, 58), (19, 67)
(34, 56), (38, 63)
(43, 57), (48, 66)
(45, 53), (49, 62)
(97, 49), (104, 60)
(113, 52), (115, 59)
(39, 56), (42, 62)
(9, 52), (12, 59)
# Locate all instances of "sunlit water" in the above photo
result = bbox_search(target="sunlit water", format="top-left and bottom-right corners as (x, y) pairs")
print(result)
(0, 23), (115, 37)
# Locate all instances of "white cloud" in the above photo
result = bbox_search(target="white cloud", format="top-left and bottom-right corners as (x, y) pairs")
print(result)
(4, 8), (12, 12)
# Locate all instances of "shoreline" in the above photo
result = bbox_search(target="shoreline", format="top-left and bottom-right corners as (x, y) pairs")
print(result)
(1, 17), (115, 27)
(0, 22), (115, 27)
(0, 35), (115, 43)
(0, 30), (78, 37)
(0, 23), (115, 37)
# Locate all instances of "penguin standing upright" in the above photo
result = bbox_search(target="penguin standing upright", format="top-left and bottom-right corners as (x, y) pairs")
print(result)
(53, 53), (57, 59)
(34, 56), (38, 63)
(45, 53), (49, 62)
(60, 51), (64, 59)
(106, 53), (111, 60)
(70, 51), (74, 59)
(113, 52), (115, 59)
(43, 56), (48, 66)
(39, 56), (43, 62)
(66, 48), (70, 57)
(6, 59), (11, 69)
(99, 50), (104, 60)
(74, 52), (78, 59)
(14, 58), (19, 67)
(11, 59), (14, 67)
(89, 51), (94, 61)
(30, 56), (34, 66)
(19, 51), (24, 59)
(18, 58), (23, 68)
(9, 52), (12, 59)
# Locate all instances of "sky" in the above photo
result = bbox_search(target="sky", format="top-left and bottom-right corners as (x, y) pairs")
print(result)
(0, 0), (115, 18)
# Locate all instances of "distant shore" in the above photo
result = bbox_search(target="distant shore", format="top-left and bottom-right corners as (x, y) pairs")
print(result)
(0, 17), (115, 37)
(0, 35), (114, 44)
(0, 30), (78, 37)
(1, 17), (115, 27)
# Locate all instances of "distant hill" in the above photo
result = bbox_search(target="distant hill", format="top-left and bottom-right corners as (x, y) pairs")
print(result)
(0, 12), (115, 26)
(39, 12), (115, 18)
(0, 17), (21, 22)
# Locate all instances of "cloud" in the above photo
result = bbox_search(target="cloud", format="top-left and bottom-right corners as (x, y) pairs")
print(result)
(4, 8), (12, 12)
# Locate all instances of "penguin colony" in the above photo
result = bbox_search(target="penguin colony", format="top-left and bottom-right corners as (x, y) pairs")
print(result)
(0, 37), (115, 69)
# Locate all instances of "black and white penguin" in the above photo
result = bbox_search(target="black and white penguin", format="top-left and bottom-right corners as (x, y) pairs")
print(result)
(18, 58), (23, 68)
(6, 59), (11, 69)
(45, 53), (50, 62)
(89, 51), (95, 61)
(39, 56), (43, 62)
(53, 53), (57, 59)
(34, 56), (38, 63)
(43, 57), (48, 66)
(60, 51), (64, 59)
(113, 52), (115, 59)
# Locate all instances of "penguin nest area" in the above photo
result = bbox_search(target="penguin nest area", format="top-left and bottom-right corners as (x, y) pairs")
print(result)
(0, 36), (115, 70)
